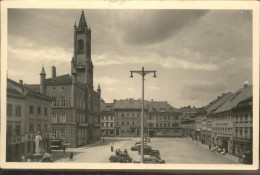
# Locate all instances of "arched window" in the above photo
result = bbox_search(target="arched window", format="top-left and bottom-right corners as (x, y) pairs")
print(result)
(78, 39), (84, 52)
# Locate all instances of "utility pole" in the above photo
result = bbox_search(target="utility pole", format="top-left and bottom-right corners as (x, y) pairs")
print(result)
(130, 67), (156, 163)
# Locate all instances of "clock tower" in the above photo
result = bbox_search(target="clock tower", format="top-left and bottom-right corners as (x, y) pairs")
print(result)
(72, 11), (93, 89)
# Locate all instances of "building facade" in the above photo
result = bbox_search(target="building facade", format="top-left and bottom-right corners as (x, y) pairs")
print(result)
(147, 101), (182, 137)
(7, 79), (52, 161)
(232, 97), (253, 157)
(211, 83), (252, 155)
(27, 11), (101, 147)
(100, 101), (115, 137)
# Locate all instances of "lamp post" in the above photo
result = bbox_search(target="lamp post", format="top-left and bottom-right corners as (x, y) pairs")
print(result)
(130, 67), (156, 163)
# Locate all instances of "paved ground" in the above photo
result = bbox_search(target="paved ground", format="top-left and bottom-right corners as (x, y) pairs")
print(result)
(53, 137), (238, 164)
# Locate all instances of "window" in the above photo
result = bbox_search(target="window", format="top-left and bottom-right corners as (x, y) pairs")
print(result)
(52, 114), (58, 123)
(132, 121), (134, 125)
(60, 114), (66, 123)
(37, 106), (41, 115)
(15, 105), (21, 117)
(52, 99), (57, 107)
(110, 123), (113, 127)
(245, 114), (248, 122)
(7, 125), (12, 136)
(122, 114), (124, 117)
(61, 87), (65, 91)
(44, 107), (48, 115)
(122, 121), (124, 125)
(15, 125), (21, 136)
(37, 124), (41, 132)
(164, 123), (166, 127)
(29, 105), (34, 114)
(127, 121), (129, 125)
(52, 87), (56, 91)
(78, 39), (84, 52)
(7, 104), (13, 116)
(245, 129), (248, 138)
(61, 98), (67, 107)
(44, 124), (48, 132)
(60, 129), (66, 139)
(52, 130), (57, 139)
(239, 129), (243, 137)
(29, 124), (34, 133)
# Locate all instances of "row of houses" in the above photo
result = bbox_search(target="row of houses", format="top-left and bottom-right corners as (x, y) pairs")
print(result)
(6, 11), (101, 162)
(185, 82), (253, 157)
(100, 99), (183, 137)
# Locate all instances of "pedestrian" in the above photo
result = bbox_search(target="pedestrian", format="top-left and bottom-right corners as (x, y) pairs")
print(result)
(124, 149), (128, 154)
(103, 137), (105, 143)
(111, 143), (114, 152)
(69, 151), (74, 161)
(115, 149), (118, 155)
(22, 155), (26, 162)
(63, 145), (66, 154)
(209, 144), (211, 151)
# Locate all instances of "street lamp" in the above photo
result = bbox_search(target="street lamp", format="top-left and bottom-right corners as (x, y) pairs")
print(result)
(130, 67), (156, 163)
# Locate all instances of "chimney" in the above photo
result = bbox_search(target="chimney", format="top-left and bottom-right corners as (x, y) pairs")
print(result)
(52, 66), (56, 78)
(244, 81), (249, 88)
(19, 80), (23, 85)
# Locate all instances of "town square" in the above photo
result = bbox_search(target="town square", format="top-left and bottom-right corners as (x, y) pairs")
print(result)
(3, 3), (257, 169)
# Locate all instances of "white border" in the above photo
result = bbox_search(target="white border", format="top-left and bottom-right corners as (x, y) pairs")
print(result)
(1, 0), (259, 170)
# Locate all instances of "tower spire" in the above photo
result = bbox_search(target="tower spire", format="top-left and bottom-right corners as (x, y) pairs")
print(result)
(78, 10), (87, 31)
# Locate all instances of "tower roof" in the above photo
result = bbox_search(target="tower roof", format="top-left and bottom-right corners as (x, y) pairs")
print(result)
(40, 66), (46, 75)
(78, 10), (87, 31)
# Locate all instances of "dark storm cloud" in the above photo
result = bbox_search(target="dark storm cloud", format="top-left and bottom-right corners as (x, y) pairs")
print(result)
(118, 10), (208, 45)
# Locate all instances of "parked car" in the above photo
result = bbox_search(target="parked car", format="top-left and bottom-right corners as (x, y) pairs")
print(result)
(134, 156), (165, 164)
(131, 145), (152, 151)
(109, 153), (133, 163)
(138, 148), (160, 156)
(51, 139), (63, 150)
(135, 141), (148, 145)
(144, 156), (165, 164)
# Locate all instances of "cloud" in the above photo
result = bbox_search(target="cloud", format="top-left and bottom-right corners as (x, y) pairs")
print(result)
(95, 77), (121, 86)
(160, 57), (218, 71)
(118, 10), (208, 45)
(147, 85), (159, 90)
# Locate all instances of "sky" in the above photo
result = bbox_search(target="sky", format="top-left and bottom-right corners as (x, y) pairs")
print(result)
(7, 9), (252, 108)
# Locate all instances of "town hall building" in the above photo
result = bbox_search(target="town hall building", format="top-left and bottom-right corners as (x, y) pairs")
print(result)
(27, 11), (101, 147)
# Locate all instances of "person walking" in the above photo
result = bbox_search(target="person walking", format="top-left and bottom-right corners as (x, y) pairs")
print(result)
(63, 145), (66, 154)
(111, 143), (114, 152)
(69, 151), (74, 161)
(209, 144), (211, 151)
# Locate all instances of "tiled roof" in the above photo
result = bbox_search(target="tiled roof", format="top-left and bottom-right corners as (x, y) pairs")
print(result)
(113, 99), (148, 110)
(179, 106), (199, 113)
(206, 92), (233, 114)
(7, 78), (53, 100)
(7, 82), (24, 97)
(25, 84), (40, 93)
(148, 101), (175, 112)
(101, 102), (114, 113)
(45, 74), (72, 84)
(213, 85), (252, 113)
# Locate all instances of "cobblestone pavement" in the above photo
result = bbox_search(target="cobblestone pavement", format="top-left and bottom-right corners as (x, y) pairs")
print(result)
(53, 137), (239, 164)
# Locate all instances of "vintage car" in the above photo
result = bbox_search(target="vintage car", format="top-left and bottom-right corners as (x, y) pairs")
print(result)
(51, 139), (64, 150)
(109, 153), (133, 163)
(143, 156), (165, 164)
(135, 141), (148, 146)
(138, 148), (160, 156)
(131, 145), (152, 151)
(134, 156), (165, 164)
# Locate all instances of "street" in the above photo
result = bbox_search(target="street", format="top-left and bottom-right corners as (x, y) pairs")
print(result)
(54, 137), (237, 164)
